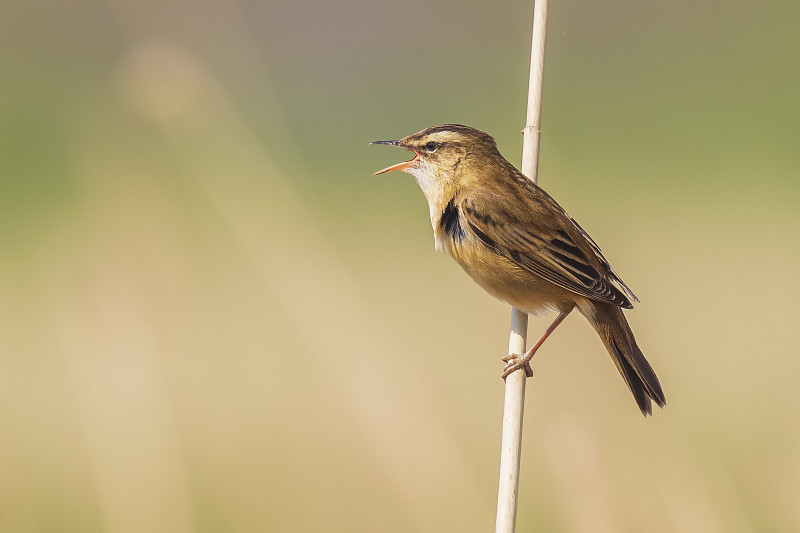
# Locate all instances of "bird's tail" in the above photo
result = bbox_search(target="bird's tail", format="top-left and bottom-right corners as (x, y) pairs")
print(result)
(582, 301), (666, 416)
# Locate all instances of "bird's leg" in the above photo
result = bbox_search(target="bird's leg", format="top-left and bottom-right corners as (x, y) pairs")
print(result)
(502, 309), (572, 380)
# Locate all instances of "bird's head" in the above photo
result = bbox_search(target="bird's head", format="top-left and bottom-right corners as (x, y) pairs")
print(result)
(371, 124), (501, 202)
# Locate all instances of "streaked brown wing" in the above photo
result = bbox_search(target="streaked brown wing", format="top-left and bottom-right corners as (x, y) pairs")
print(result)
(461, 189), (636, 309)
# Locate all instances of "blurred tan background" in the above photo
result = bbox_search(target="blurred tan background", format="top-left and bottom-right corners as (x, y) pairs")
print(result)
(1, 0), (799, 531)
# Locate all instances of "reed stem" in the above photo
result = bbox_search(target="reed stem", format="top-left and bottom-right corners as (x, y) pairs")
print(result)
(494, 1), (549, 531)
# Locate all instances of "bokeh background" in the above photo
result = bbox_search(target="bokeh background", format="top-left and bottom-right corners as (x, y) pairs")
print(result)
(2, 0), (799, 531)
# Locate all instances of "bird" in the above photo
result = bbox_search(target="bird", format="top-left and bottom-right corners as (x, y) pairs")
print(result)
(370, 124), (665, 416)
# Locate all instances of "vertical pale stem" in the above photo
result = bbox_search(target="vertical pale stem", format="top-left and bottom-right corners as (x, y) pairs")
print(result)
(495, 1), (548, 532)
(522, 0), (548, 182)
(495, 311), (528, 533)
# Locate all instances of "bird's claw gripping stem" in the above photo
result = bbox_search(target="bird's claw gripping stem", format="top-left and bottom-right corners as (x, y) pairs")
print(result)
(501, 352), (534, 379)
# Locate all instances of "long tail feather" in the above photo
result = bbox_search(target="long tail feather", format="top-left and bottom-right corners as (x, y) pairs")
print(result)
(583, 301), (665, 416)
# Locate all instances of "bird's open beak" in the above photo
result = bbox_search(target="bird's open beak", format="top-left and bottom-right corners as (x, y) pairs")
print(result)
(370, 139), (419, 175)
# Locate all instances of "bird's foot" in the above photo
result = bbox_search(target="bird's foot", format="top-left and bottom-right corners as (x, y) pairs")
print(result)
(500, 310), (571, 381)
(501, 351), (534, 380)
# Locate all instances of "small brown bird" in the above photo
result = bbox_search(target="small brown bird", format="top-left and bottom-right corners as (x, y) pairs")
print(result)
(371, 124), (665, 415)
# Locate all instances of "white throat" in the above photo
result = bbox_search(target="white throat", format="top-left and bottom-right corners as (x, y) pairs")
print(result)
(407, 159), (451, 251)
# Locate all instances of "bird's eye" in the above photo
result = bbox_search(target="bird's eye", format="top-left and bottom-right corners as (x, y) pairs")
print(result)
(425, 141), (438, 153)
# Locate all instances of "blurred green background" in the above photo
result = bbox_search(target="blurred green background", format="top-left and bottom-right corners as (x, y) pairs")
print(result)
(1, 0), (799, 531)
